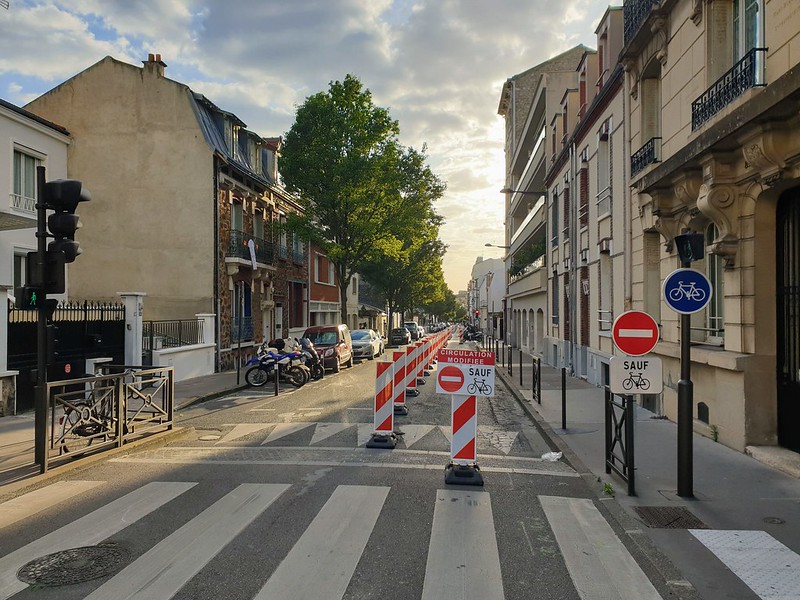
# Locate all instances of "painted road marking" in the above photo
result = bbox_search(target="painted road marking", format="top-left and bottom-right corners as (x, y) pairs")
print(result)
(0, 480), (103, 529)
(0, 482), (196, 600)
(254, 485), (389, 600)
(691, 529), (800, 599)
(540, 496), (662, 599)
(422, 489), (505, 600)
(261, 422), (314, 445)
(85, 484), (289, 600)
(216, 423), (275, 444)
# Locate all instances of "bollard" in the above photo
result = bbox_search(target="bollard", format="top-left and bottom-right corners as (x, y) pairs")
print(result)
(274, 363), (280, 397)
(519, 348), (523, 387)
(561, 367), (567, 430)
(366, 360), (396, 449)
(509, 348), (513, 377)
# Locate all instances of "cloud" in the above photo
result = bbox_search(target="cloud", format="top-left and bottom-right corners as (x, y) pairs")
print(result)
(1, 0), (606, 292)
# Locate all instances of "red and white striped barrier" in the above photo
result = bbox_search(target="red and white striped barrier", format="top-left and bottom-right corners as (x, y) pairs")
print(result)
(366, 360), (396, 448)
(392, 350), (408, 415)
(416, 342), (427, 384)
(405, 344), (419, 396)
(450, 394), (477, 463)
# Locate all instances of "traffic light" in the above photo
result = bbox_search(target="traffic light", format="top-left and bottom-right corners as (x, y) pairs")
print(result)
(44, 179), (91, 263)
(474, 310), (479, 317)
(15, 286), (42, 309)
(26, 250), (65, 295)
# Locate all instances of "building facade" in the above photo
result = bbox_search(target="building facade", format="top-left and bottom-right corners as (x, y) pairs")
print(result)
(623, 0), (800, 453)
(25, 54), (307, 370)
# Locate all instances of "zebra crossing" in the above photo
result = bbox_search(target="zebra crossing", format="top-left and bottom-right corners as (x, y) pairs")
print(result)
(0, 479), (664, 600)
(211, 421), (521, 455)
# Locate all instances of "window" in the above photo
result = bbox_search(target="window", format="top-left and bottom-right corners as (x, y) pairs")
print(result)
(551, 188), (560, 247)
(232, 283), (253, 341)
(596, 124), (611, 216)
(12, 149), (41, 213)
(232, 203), (243, 232)
(351, 276), (358, 296)
(552, 273), (560, 325)
(254, 211), (264, 240)
(643, 231), (661, 321)
(315, 254), (335, 285)
(733, 0), (761, 62)
(13, 253), (27, 290)
(599, 253), (612, 330)
(705, 224), (725, 344)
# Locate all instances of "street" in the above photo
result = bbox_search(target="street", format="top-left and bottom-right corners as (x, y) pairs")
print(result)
(0, 342), (677, 599)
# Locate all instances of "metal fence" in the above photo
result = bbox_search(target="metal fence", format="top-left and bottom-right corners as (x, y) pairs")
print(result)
(605, 386), (635, 496)
(143, 319), (204, 350)
(45, 365), (174, 472)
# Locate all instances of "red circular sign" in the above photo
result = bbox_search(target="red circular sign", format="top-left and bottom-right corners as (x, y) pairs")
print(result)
(438, 365), (464, 393)
(64, 363), (72, 374)
(612, 311), (659, 356)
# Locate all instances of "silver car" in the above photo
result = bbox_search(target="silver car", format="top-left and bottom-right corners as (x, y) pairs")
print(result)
(350, 329), (384, 361)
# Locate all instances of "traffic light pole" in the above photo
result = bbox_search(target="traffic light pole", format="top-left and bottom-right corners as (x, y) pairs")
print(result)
(34, 166), (47, 469)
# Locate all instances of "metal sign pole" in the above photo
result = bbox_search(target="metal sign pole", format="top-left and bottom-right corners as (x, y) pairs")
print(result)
(677, 281), (693, 497)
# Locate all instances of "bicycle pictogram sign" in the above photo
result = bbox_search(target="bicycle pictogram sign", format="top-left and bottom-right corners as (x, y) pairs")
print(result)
(663, 268), (712, 314)
(609, 356), (663, 395)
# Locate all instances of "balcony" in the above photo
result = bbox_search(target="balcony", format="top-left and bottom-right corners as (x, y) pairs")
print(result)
(623, 0), (660, 46)
(228, 229), (274, 265)
(231, 316), (253, 341)
(508, 261), (546, 297)
(631, 137), (662, 176)
(692, 48), (766, 130)
(10, 193), (36, 213)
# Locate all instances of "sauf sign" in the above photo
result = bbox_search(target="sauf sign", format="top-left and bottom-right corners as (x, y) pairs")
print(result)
(436, 349), (495, 397)
(610, 310), (663, 395)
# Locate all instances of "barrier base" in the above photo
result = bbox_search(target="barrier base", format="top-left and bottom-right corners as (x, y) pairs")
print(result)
(417, 377), (426, 385)
(406, 388), (420, 397)
(444, 462), (484, 486)
(366, 432), (397, 449)
(423, 370), (431, 376)
(394, 404), (409, 415)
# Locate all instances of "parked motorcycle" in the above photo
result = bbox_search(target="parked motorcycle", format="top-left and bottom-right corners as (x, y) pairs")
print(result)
(245, 343), (307, 388)
(299, 337), (324, 381)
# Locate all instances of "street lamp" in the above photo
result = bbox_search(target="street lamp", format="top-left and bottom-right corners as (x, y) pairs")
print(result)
(485, 243), (510, 249)
(500, 187), (546, 195)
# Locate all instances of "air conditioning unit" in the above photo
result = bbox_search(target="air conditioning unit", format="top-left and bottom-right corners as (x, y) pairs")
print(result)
(599, 238), (612, 254)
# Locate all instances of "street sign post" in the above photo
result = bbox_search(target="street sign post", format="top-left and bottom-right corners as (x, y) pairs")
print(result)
(612, 311), (659, 356)
(609, 356), (663, 395)
(663, 268), (712, 314)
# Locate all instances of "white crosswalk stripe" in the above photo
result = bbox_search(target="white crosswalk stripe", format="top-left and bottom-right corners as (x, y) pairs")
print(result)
(0, 481), (196, 600)
(0, 482), (676, 600)
(0, 480), (103, 529)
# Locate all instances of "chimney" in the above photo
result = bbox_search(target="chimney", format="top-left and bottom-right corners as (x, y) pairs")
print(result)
(142, 53), (167, 77)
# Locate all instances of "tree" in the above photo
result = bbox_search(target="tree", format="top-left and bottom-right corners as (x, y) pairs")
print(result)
(280, 74), (444, 323)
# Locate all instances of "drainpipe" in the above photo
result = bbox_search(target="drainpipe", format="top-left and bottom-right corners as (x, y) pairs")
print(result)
(568, 142), (578, 375)
(623, 91), (632, 309)
(213, 158), (221, 372)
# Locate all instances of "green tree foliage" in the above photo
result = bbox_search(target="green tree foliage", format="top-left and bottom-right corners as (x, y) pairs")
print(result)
(509, 241), (546, 277)
(280, 74), (445, 323)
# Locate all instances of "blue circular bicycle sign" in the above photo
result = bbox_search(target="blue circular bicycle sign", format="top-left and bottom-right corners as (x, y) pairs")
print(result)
(663, 268), (712, 314)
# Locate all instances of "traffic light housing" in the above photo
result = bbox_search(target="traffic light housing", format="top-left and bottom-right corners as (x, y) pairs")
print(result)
(675, 232), (705, 264)
(46, 324), (59, 363)
(44, 179), (91, 263)
(474, 310), (480, 317)
(15, 286), (42, 310)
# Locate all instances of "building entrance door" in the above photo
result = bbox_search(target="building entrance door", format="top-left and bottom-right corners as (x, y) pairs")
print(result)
(777, 190), (800, 451)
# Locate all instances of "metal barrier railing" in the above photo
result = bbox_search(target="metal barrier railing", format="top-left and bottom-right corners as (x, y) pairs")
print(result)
(45, 365), (174, 472)
(605, 386), (635, 496)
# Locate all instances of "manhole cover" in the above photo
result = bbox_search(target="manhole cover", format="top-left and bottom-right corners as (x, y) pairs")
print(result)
(17, 543), (130, 586)
(763, 516), (786, 525)
(633, 506), (709, 529)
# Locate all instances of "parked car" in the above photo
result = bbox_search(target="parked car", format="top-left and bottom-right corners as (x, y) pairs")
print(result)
(350, 329), (384, 361)
(302, 324), (353, 373)
(404, 321), (421, 341)
(389, 327), (412, 346)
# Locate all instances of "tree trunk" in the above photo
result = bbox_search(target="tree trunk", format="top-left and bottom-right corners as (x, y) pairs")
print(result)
(337, 264), (350, 325)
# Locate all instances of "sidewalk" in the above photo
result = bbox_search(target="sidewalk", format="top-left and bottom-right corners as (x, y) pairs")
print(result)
(496, 347), (800, 598)
(0, 370), (248, 491)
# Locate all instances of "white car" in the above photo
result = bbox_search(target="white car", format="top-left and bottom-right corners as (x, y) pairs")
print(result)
(350, 329), (384, 361)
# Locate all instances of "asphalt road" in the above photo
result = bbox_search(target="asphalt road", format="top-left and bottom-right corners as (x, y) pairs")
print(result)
(0, 341), (679, 599)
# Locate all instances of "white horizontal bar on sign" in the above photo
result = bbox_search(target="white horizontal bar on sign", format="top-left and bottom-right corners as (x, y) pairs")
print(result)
(618, 329), (654, 337)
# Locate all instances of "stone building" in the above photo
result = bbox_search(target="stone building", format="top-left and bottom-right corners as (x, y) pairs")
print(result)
(25, 54), (307, 370)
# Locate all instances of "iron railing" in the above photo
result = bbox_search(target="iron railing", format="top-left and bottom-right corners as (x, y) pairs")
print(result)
(45, 366), (174, 471)
(228, 229), (274, 264)
(143, 319), (204, 351)
(9, 300), (125, 323)
(292, 248), (304, 264)
(631, 137), (662, 176)
(605, 386), (635, 496)
(692, 47), (767, 130)
(231, 316), (253, 341)
(623, 0), (660, 46)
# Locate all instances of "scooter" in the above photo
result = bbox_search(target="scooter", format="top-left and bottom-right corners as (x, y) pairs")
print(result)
(245, 343), (307, 388)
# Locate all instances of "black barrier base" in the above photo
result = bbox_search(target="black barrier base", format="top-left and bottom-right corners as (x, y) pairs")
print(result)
(417, 378), (426, 385)
(444, 462), (484, 486)
(394, 405), (409, 415)
(366, 433), (397, 449)
(405, 389), (420, 397)
(423, 370), (431, 376)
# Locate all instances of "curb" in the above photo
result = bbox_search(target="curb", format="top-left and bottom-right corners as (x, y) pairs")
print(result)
(0, 426), (193, 500)
(496, 366), (702, 600)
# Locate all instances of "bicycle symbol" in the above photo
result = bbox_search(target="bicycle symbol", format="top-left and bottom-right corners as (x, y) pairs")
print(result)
(668, 280), (706, 303)
(467, 378), (493, 395)
(622, 372), (650, 391)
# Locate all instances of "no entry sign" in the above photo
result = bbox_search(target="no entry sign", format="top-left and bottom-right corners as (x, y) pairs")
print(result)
(612, 311), (659, 356)
(438, 365), (464, 393)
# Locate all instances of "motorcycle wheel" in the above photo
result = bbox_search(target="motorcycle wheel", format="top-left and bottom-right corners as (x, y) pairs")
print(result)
(310, 363), (324, 380)
(245, 365), (270, 387)
(298, 365), (311, 384)
(285, 366), (306, 388)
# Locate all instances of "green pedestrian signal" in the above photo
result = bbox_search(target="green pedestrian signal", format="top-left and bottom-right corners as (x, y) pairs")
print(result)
(15, 286), (42, 309)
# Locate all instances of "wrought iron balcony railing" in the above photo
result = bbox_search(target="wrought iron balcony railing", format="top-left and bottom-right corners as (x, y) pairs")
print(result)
(692, 48), (767, 130)
(231, 316), (253, 341)
(624, 0), (660, 46)
(228, 229), (274, 265)
(630, 137), (662, 176)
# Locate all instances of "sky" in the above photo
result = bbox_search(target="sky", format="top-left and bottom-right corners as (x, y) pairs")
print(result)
(1, 0), (610, 293)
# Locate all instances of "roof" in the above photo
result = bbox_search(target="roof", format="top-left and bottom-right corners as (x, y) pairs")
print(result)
(0, 97), (70, 136)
